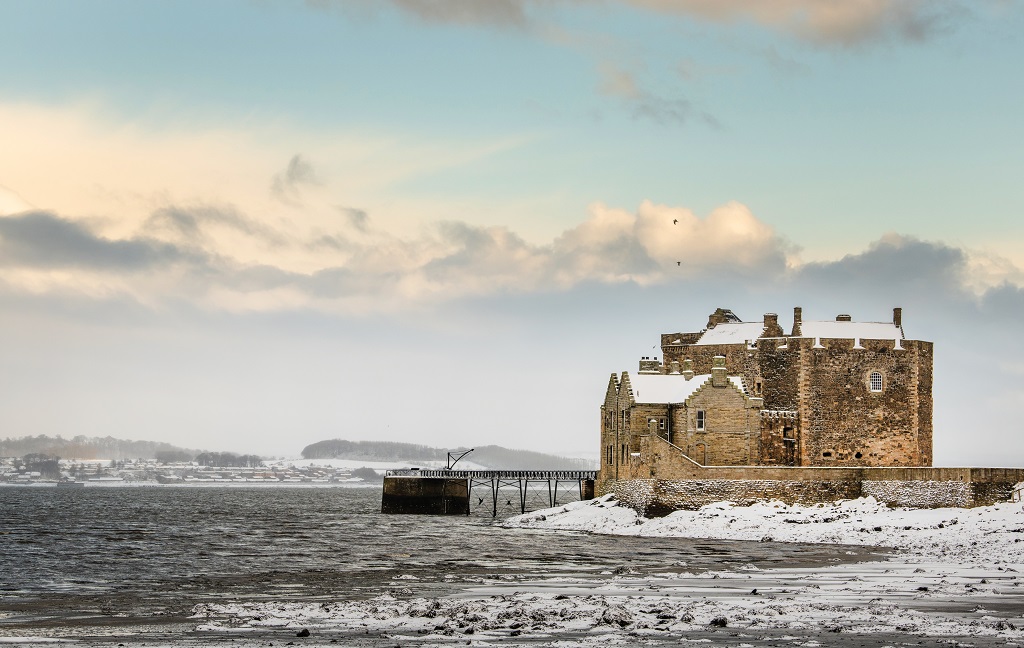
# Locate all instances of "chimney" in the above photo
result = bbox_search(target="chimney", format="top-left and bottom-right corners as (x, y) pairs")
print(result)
(763, 312), (780, 337)
(893, 307), (902, 327)
(682, 359), (694, 381)
(792, 306), (802, 336)
(711, 355), (727, 387)
(836, 314), (852, 322)
(669, 360), (680, 374)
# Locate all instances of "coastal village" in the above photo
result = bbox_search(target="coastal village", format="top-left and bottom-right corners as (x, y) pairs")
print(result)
(0, 457), (369, 485)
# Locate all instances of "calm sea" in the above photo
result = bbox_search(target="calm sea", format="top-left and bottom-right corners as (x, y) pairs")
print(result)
(0, 485), (873, 639)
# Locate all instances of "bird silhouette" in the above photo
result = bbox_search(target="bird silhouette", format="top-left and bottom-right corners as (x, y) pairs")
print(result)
(673, 219), (678, 224)
(676, 261), (681, 266)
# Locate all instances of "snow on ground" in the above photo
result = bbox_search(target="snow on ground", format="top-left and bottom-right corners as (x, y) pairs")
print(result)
(192, 579), (1023, 643)
(505, 494), (1024, 567)
(191, 496), (1024, 643)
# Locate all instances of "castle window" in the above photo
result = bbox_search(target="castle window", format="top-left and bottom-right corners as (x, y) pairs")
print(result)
(869, 372), (883, 392)
(696, 410), (706, 431)
(607, 445), (613, 465)
(822, 451), (833, 458)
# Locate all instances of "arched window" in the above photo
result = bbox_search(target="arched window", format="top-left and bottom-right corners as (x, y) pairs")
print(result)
(869, 371), (883, 392)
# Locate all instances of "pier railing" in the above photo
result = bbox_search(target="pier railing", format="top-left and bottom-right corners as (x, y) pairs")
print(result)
(384, 469), (597, 516)
(385, 469), (597, 480)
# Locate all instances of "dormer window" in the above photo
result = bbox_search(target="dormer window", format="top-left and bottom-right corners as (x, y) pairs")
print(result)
(869, 372), (883, 393)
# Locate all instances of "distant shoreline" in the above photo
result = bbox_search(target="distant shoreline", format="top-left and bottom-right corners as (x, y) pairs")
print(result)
(0, 480), (380, 488)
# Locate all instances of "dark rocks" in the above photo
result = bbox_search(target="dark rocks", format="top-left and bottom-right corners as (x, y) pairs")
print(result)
(709, 616), (728, 627)
(601, 606), (633, 627)
(295, 628), (310, 637)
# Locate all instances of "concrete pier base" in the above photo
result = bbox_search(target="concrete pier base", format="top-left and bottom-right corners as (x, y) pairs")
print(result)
(381, 476), (470, 515)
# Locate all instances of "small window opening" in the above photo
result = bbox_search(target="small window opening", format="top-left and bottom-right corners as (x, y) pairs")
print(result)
(855, 451), (863, 459)
(696, 410), (706, 431)
(822, 451), (833, 458)
(869, 371), (883, 392)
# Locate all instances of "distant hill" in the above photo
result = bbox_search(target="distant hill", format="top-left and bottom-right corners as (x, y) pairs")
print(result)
(0, 435), (202, 462)
(300, 439), (596, 470)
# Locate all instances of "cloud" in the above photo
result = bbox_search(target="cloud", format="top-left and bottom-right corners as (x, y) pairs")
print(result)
(0, 199), (793, 311)
(144, 205), (288, 247)
(340, 207), (370, 232)
(794, 233), (967, 296)
(3, 196), (1020, 321)
(627, 0), (960, 45)
(331, 0), (964, 45)
(597, 63), (718, 128)
(0, 211), (194, 271)
(271, 154), (322, 205)
(313, 0), (531, 28)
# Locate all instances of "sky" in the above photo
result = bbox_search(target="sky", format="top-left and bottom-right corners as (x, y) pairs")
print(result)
(1, 0), (1023, 464)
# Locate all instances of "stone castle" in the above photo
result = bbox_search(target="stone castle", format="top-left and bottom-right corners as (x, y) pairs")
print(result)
(598, 307), (1021, 512)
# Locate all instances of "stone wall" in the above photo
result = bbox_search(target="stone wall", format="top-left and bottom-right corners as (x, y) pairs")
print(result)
(604, 465), (1024, 515)
(643, 478), (861, 516)
(608, 478), (654, 513)
(798, 338), (927, 467)
(676, 379), (758, 466)
(862, 480), (971, 508)
(600, 438), (1024, 513)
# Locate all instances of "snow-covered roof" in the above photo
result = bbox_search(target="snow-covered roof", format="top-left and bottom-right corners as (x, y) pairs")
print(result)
(694, 322), (766, 345)
(629, 373), (746, 404)
(798, 321), (903, 342)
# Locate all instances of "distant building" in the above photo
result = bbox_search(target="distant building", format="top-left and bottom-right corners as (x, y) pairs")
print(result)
(600, 307), (933, 483)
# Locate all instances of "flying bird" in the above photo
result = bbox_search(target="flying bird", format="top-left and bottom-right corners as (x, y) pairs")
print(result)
(676, 261), (681, 266)
(673, 219), (678, 224)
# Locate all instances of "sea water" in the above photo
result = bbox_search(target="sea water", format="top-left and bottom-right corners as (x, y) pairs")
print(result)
(0, 485), (872, 642)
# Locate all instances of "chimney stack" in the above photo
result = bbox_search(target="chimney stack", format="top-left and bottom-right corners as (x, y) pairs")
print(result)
(792, 306), (803, 336)
(711, 356), (727, 387)
(893, 307), (902, 327)
(836, 314), (852, 322)
(682, 359), (694, 381)
(763, 312), (781, 336)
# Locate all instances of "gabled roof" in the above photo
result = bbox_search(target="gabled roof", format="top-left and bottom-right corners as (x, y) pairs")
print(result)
(798, 320), (903, 342)
(694, 322), (766, 345)
(629, 373), (746, 404)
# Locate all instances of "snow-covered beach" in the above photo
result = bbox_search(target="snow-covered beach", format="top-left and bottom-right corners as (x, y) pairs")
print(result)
(182, 495), (1024, 647)
(507, 494), (1024, 567)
